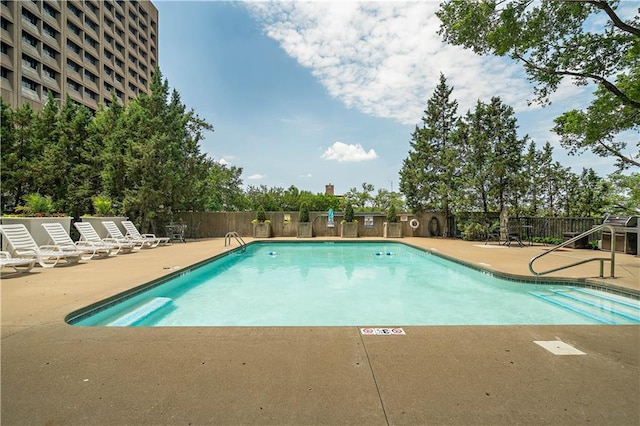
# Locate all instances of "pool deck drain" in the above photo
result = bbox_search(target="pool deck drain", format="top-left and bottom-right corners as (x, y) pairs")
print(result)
(2, 237), (638, 425)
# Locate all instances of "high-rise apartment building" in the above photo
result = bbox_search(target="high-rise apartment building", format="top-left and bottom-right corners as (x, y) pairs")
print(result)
(0, 0), (158, 112)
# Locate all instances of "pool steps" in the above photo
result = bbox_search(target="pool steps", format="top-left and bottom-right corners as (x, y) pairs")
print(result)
(107, 297), (173, 326)
(529, 287), (640, 325)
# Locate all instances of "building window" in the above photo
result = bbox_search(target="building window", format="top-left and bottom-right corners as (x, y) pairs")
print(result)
(139, 77), (147, 87)
(67, 59), (81, 73)
(104, 17), (114, 28)
(22, 32), (38, 48)
(115, 73), (123, 83)
(1, 66), (10, 80)
(43, 44), (58, 59)
(115, 42), (124, 54)
(43, 3), (58, 19)
(115, 11), (123, 22)
(115, 26), (124, 38)
(43, 65), (57, 79)
(104, 82), (113, 92)
(115, 57), (123, 68)
(22, 77), (38, 92)
(1, 18), (10, 31)
(43, 22), (58, 39)
(104, 65), (113, 77)
(43, 87), (60, 99)
(128, 53), (137, 65)
(104, 1), (113, 13)
(85, 34), (97, 49)
(86, 1), (99, 15)
(84, 51), (97, 65)
(104, 49), (113, 60)
(85, 87), (98, 100)
(22, 53), (38, 70)
(104, 33), (113, 44)
(1, 41), (10, 55)
(67, 3), (82, 18)
(21, 8), (39, 26)
(66, 78), (81, 92)
(66, 40), (81, 55)
(84, 69), (97, 83)
(67, 21), (82, 36)
(85, 17), (98, 33)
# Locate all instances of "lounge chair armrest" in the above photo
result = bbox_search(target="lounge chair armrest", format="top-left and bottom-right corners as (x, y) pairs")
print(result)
(39, 244), (63, 252)
(141, 233), (157, 238)
(14, 249), (39, 258)
(0, 251), (10, 259)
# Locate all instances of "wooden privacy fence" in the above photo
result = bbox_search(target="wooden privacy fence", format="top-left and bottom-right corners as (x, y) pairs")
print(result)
(175, 211), (604, 241)
(175, 211), (447, 239)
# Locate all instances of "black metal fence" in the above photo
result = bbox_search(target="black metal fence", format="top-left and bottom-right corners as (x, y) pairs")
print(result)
(450, 214), (604, 242)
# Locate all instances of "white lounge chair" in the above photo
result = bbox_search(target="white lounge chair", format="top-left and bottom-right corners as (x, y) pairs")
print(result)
(74, 222), (135, 255)
(121, 220), (169, 247)
(102, 221), (147, 250)
(0, 250), (36, 274)
(42, 222), (112, 260)
(0, 224), (83, 268)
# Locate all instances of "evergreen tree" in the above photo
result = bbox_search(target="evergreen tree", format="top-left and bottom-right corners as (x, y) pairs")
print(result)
(460, 97), (526, 214)
(0, 100), (37, 210)
(399, 73), (460, 236)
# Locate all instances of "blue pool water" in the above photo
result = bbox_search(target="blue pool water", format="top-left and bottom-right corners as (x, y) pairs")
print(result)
(70, 242), (640, 327)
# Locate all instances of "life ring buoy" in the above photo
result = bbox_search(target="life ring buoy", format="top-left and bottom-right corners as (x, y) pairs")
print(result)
(409, 218), (420, 230)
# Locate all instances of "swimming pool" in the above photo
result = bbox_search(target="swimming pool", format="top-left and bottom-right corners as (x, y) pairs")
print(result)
(69, 242), (640, 326)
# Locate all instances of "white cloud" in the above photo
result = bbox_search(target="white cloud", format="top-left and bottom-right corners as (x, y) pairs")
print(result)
(321, 141), (377, 162)
(243, 1), (555, 125)
(247, 173), (267, 180)
(299, 173), (312, 178)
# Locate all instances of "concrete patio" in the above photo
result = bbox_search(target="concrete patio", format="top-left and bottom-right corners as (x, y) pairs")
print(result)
(1, 237), (638, 425)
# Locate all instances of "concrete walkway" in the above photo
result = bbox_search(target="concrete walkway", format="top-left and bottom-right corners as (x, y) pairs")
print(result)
(1, 238), (638, 425)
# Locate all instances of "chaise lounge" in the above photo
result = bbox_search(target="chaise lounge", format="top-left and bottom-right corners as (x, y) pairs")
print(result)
(42, 222), (113, 260)
(121, 220), (170, 247)
(74, 222), (135, 255)
(0, 224), (84, 268)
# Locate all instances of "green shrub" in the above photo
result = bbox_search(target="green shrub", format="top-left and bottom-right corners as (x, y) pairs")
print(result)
(14, 193), (53, 216)
(256, 205), (267, 222)
(461, 222), (485, 241)
(387, 204), (398, 223)
(92, 195), (113, 216)
(344, 202), (354, 223)
(299, 202), (310, 223)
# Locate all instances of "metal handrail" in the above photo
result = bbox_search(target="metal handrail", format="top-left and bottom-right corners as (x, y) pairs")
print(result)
(224, 231), (246, 252)
(529, 224), (616, 278)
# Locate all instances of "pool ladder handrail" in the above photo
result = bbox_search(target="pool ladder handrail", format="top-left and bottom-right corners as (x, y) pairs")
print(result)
(529, 224), (616, 278)
(224, 231), (246, 252)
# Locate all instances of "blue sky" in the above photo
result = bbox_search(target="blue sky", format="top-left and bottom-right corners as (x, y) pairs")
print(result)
(154, 1), (632, 195)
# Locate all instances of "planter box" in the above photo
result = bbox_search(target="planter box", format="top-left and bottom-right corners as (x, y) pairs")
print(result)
(80, 216), (128, 239)
(253, 223), (272, 238)
(1, 216), (72, 249)
(341, 222), (358, 238)
(297, 222), (313, 238)
(384, 222), (402, 238)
